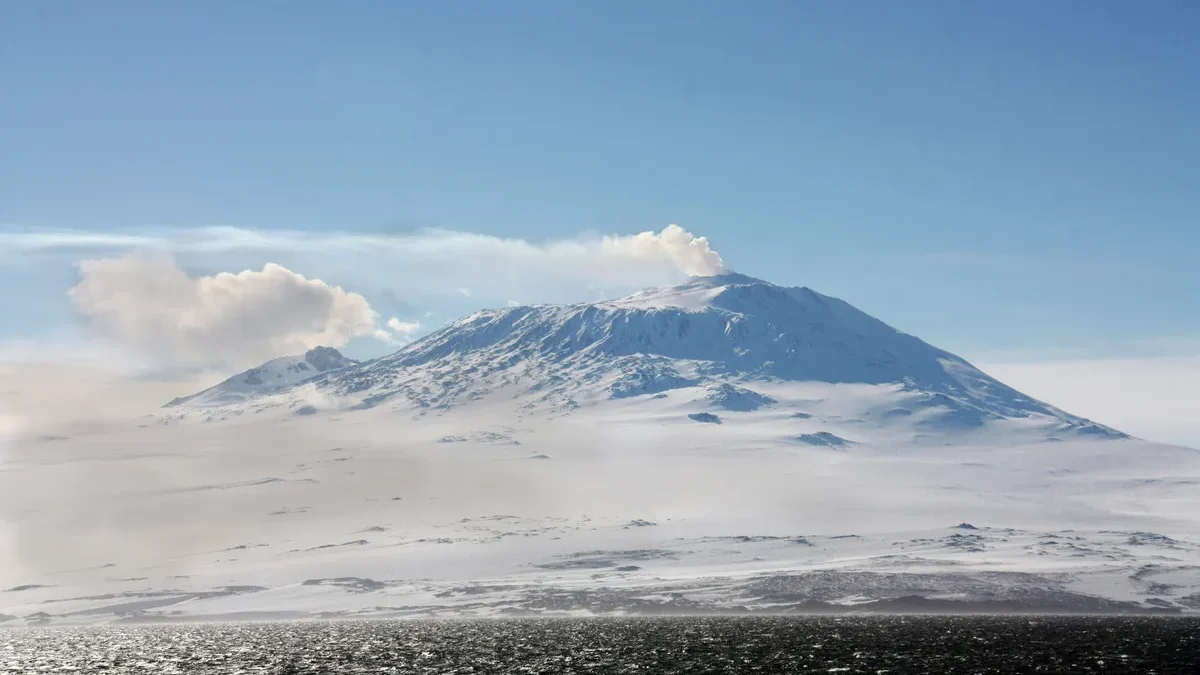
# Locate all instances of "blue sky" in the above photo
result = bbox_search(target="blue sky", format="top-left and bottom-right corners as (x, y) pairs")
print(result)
(1, 2), (1198, 441)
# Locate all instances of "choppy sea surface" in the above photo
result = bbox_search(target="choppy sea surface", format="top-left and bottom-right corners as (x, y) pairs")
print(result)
(2, 616), (1198, 674)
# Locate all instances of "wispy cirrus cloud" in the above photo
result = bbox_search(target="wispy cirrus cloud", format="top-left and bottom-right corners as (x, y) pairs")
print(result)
(2, 223), (727, 278)
(0, 229), (162, 251)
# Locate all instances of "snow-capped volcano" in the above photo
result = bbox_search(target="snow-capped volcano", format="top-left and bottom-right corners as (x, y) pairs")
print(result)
(169, 274), (1120, 438)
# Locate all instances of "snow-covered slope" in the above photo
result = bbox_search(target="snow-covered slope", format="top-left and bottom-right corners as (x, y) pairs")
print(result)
(165, 346), (357, 408)
(168, 273), (1121, 439)
(3, 400), (1198, 623)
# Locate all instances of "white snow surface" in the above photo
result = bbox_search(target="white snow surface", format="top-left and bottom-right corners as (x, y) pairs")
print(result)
(2, 274), (1197, 624)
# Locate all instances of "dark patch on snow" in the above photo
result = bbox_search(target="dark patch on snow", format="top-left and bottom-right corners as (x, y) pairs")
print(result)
(301, 539), (369, 552)
(953, 523), (979, 530)
(609, 364), (696, 399)
(625, 519), (657, 528)
(4, 584), (50, 592)
(475, 431), (520, 445)
(1126, 532), (1182, 548)
(441, 431), (520, 445)
(704, 383), (776, 411)
(688, 412), (722, 424)
(943, 533), (987, 552)
(792, 432), (853, 448)
(268, 506), (312, 516)
(293, 405), (318, 416)
(224, 543), (268, 552)
(535, 549), (676, 570)
(701, 535), (812, 546)
(349, 391), (398, 410)
(1073, 423), (1129, 439)
(301, 577), (388, 593)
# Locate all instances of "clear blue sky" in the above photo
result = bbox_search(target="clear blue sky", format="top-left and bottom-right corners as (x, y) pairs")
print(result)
(2, 0), (1198, 361)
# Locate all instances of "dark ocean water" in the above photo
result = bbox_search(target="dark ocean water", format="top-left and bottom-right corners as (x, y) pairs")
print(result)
(2, 616), (1198, 674)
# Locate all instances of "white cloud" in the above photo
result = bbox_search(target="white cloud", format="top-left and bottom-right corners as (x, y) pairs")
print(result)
(386, 318), (421, 335)
(507, 300), (520, 307)
(3, 223), (729, 282)
(981, 356), (1200, 449)
(68, 254), (381, 370)
(0, 229), (160, 251)
(456, 287), (472, 297)
(600, 224), (725, 276)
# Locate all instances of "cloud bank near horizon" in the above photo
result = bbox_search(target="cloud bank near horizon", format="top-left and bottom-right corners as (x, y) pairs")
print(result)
(980, 355), (1200, 449)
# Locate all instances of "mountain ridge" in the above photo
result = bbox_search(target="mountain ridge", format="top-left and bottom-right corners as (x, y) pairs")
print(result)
(165, 345), (358, 408)
(166, 273), (1126, 439)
